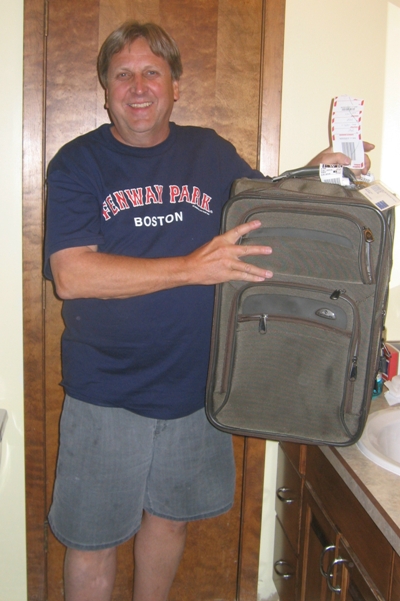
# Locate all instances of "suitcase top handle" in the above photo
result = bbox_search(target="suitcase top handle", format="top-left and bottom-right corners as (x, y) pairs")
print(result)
(272, 165), (357, 184)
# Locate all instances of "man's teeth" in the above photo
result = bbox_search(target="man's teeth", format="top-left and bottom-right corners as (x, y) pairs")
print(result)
(129, 102), (152, 108)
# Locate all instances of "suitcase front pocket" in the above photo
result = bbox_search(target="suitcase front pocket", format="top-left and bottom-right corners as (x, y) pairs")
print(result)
(239, 208), (374, 284)
(215, 284), (360, 444)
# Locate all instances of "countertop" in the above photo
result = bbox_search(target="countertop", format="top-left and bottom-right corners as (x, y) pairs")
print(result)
(320, 393), (400, 555)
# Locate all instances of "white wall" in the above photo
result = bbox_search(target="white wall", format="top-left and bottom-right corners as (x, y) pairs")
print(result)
(279, 0), (400, 339)
(0, 0), (27, 599)
(258, 1), (399, 599)
(382, 1), (400, 338)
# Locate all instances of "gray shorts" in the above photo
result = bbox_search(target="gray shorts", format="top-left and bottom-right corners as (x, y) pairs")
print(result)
(48, 395), (235, 550)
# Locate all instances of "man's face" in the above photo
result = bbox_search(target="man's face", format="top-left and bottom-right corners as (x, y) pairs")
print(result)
(105, 37), (179, 148)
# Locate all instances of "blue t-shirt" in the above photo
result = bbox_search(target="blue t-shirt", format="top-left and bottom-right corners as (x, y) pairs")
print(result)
(44, 122), (263, 418)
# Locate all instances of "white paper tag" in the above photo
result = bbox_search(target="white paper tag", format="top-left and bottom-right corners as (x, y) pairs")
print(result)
(359, 182), (400, 211)
(319, 164), (350, 186)
(331, 95), (365, 169)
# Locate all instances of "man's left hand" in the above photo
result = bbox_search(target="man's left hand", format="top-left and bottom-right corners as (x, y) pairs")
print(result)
(307, 141), (375, 176)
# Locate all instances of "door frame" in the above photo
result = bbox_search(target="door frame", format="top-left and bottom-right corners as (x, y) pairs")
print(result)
(22, 1), (285, 598)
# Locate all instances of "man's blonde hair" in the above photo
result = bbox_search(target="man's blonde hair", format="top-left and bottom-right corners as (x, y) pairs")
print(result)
(97, 21), (183, 88)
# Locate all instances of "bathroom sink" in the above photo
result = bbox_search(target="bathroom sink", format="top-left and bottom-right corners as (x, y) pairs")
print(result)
(357, 406), (400, 475)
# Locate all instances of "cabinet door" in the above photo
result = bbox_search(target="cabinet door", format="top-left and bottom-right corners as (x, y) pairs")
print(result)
(280, 442), (306, 475)
(273, 517), (297, 601)
(332, 540), (387, 601)
(300, 488), (338, 601)
(391, 551), (400, 601)
(276, 445), (303, 553)
(306, 446), (392, 598)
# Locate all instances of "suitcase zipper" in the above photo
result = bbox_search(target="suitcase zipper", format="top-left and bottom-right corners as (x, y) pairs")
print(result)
(238, 313), (268, 334)
(237, 313), (350, 336)
(363, 226), (374, 283)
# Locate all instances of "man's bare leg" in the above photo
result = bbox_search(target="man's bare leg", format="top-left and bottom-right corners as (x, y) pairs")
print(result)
(64, 546), (117, 601)
(132, 511), (187, 601)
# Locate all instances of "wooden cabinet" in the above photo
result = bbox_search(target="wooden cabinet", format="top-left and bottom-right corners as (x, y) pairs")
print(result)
(300, 487), (338, 601)
(273, 516), (297, 601)
(336, 538), (386, 601)
(274, 443), (397, 601)
(391, 553), (400, 600)
(273, 443), (305, 600)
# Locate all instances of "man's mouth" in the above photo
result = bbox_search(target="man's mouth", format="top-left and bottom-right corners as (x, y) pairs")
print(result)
(128, 102), (152, 108)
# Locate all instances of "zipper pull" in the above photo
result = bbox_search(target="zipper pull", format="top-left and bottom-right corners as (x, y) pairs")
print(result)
(259, 314), (268, 335)
(363, 227), (374, 243)
(350, 356), (358, 381)
(330, 289), (346, 300)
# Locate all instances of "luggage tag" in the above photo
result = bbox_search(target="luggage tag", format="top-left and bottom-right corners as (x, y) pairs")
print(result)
(319, 164), (353, 187)
(358, 181), (400, 211)
(320, 95), (366, 187)
(321, 95), (400, 208)
(319, 164), (375, 188)
(331, 95), (365, 169)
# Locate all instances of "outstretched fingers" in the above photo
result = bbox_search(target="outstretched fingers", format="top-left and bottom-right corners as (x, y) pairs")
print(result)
(224, 220), (273, 281)
(224, 219), (265, 244)
(184, 219), (273, 285)
(230, 247), (273, 281)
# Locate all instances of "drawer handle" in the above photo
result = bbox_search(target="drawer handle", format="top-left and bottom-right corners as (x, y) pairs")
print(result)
(326, 557), (354, 594)
(273, 559), (295, 579)
(319, 544), (336, 578)
(276, 486), (296, 504)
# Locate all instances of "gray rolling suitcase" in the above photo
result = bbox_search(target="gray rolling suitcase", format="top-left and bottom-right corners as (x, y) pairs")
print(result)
(205, 174), (394, 445)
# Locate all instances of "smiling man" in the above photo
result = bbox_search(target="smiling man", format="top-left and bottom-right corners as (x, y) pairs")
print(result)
(104, 37), (180, 147)
(44, 21), (372, 601)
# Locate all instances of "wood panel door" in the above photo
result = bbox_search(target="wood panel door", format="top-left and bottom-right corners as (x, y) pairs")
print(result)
(23, 0), (285, 599)
(299, 489), (339, 601)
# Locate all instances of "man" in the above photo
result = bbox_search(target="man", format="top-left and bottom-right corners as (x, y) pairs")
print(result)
(44, 21), (372, 601)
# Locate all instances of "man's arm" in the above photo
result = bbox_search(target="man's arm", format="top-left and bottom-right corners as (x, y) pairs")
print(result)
(50, 220), (273, 300)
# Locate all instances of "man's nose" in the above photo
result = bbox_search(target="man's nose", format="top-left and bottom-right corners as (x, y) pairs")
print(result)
(130, 74), (146, 94)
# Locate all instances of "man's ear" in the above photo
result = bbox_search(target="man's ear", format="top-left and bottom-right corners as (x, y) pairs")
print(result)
(173, 80), (180, 102)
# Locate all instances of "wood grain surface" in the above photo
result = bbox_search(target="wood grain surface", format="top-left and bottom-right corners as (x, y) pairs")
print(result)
(23, 1), (285, 598)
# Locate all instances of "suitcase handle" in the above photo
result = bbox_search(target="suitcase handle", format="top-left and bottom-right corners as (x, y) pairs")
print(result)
(272, 165), (356, 184)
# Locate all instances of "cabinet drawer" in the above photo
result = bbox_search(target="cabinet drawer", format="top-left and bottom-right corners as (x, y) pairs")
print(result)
(280, 442), (305, 474)
(273, 516), (297, 601)
(306, 446), (392, 599)
(276, 445), (302, 553)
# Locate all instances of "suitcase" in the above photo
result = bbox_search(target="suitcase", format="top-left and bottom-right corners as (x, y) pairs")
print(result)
(205, 173), (395, 445)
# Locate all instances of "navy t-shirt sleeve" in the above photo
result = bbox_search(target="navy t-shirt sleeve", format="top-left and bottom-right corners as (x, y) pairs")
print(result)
(44, 158), (105, 280)
(210, 130), (267, 202)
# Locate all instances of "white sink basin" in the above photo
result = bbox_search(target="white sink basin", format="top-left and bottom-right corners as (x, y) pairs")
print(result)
(357, 406), (400, 475)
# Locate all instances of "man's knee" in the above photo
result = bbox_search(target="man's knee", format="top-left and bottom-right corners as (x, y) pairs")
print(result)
(64, 546), (117, 600)
(142, 511), (187, 536)
(65, 546), (117, 574)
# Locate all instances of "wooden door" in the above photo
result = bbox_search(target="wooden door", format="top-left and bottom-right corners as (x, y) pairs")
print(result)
(23, 0), (285, 599)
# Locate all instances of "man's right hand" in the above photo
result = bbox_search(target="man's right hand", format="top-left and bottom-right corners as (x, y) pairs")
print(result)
(184, 220), (273, 285)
